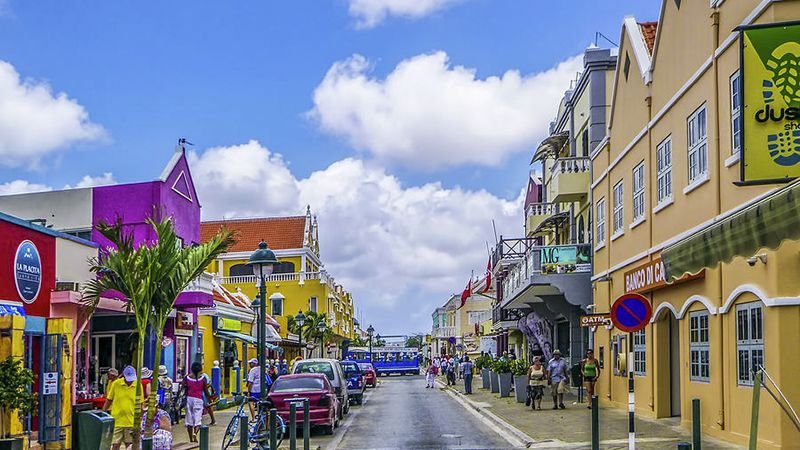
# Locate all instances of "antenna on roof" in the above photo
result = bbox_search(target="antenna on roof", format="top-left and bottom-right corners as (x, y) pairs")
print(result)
(177, 138), (194, 153)
(594, 32), (618, 48)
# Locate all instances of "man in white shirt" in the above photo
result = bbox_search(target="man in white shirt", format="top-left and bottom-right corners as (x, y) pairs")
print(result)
(246, 358), (261, 418)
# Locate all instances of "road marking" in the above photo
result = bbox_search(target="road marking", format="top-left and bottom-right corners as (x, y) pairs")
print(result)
(436, 380), (531, 448)
(323, 389), (373, 450)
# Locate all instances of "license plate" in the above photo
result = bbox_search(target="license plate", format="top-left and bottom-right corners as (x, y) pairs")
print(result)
(290, 400), (305, 409)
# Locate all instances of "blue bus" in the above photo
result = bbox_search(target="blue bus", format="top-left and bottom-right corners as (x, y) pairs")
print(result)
(345, 347), (420, 376)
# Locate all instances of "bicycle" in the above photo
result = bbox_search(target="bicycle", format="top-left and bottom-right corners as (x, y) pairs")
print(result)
(222, 397), (286, 450)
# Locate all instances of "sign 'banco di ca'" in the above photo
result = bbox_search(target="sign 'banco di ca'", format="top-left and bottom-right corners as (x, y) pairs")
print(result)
(623, 257), (704, 294)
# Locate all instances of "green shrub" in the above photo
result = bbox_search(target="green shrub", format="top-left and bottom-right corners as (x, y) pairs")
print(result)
(492, 358), (512, 374)
(511, 359), (528, 376)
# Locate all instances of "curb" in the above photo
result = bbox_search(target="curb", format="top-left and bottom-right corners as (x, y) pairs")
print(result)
(436, 380), (535, 448)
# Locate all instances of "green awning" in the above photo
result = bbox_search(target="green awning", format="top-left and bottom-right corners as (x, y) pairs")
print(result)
(662, 179), (800, 280)
(217, 330), (256, 345)
(531, 131), (569, 163)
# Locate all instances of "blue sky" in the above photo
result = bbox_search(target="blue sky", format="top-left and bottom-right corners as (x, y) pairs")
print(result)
(0, 0), (659, 333)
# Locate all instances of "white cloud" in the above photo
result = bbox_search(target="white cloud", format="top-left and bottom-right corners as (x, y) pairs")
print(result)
(348, 0), (463, 28)
(310, 52), (581, 170)
(0, 61), (107, 168)
(190, 140), (523, 332)
(0, 180), (52, 195)
(67, 172), (116, 188)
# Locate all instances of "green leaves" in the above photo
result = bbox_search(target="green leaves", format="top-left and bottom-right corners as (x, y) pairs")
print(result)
(0, 356), (36, 438)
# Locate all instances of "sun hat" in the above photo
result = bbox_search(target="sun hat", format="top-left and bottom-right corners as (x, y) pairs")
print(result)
(107, 368), (119, 377)
(158, 365), (168, 376)
(141, 367), (153, 379)
(123, 365), (137, 383)
(553, 349), (562, 355)
(249, 358), (258, 365)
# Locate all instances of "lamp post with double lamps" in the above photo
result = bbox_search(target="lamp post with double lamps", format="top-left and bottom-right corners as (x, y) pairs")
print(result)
(295, 311), (306, 359)
(247, 241), (278, 401)
(367, 325), (375, 362)
(316, 321), (327, 358)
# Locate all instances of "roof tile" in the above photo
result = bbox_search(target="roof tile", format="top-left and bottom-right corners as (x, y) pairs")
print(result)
(639, 22), (658, 55)
(200, 216), (307, 252)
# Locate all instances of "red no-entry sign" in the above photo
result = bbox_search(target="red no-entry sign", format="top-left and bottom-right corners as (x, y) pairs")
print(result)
(610, 293), (652, 333)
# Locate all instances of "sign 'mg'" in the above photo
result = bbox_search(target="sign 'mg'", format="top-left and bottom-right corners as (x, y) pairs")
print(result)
(741, 22), (800, 183)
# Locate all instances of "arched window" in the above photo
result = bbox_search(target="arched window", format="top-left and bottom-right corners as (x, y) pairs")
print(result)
(229, 264), (251, 277)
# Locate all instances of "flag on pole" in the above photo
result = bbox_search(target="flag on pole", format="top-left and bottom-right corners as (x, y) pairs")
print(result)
(460, 273), (472, 308)
(483, 257), (492, 292)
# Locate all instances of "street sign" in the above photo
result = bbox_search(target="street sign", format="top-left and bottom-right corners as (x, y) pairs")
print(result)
(580, 313), (612, 327)
(610, 293), (652, 333)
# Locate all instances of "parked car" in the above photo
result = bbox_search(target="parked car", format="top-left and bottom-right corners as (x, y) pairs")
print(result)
(358, 362), (377, 388)
(292, 358), (350, 417)
(266, 374), (339, 435)
(339, 360), (365, 405)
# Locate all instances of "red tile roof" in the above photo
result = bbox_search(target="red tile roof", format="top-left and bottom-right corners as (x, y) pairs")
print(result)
(639, 22), (658, 55)
(200, 216), (307, 252)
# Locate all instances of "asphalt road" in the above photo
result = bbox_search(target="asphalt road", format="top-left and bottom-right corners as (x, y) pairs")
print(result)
(325, 375), (512, 450)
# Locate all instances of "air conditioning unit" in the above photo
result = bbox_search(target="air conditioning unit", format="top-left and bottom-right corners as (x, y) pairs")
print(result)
(55, 281), (81, 292)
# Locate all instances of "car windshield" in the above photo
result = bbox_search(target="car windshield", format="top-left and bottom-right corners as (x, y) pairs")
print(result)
(271, 377), (326, 392)
(357, 363), (373, 371)
(294, 362), (335, 381)
(340, 363), (360, 378)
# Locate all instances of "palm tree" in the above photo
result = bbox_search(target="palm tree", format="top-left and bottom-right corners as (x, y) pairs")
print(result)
(288, 311), (335, 357)
(83, 215), (235, 444)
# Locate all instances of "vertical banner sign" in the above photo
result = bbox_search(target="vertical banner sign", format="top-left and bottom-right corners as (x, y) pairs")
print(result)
(15, 240), (42, 304)
(741, 22), (800, 183)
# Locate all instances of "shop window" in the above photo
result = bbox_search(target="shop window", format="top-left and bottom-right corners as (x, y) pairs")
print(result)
(229, 264), (251, 277)
(736, 302), (764, 386)
(633, 330), (646, 376)
(272, 297), (284, 316)
(689, 311), (710, 382)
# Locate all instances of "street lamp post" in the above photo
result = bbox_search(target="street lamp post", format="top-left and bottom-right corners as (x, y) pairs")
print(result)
(295, 311), (306, 359)
(367, 325), (375, 363)
(247, 241), (278, 401)
(317, 321), (327, 358)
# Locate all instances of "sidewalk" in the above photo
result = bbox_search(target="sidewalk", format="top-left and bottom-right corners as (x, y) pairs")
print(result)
(437, 374), (742, 449)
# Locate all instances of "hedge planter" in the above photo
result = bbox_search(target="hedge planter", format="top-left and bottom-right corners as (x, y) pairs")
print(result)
(0, 438), (22, 450)
(481, 368), (491, 389)
(514, 376), (528, 403)
(498, 372), (513, 397)
(490, 371), (500, 393)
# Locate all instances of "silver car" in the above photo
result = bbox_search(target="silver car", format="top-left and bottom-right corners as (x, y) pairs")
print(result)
(292, 358), (351, 417)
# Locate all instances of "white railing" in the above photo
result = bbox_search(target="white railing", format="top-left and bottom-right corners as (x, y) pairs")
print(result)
(551, 156), (590, 175)
(218, 271), (337, 285)
(432, 326), (456, 338)
(185, 272), (215, 294)
(526, 202), (558, 218)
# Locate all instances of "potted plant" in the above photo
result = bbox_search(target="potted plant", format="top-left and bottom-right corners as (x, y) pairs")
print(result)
(476, 355), (491, 390)
(488, 359), (500, 393)
(512, 359), (529, 403)
(0, 357), (36, 450)
(495, 358), (513, 397)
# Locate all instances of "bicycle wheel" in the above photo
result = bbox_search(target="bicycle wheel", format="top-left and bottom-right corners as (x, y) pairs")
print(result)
(221, 413), (241, 450)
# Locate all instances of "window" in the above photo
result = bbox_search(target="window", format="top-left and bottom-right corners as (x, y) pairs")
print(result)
(309, 297), (318, 313)
(632, 162), (646, 221)
(273, 262), (296, 274)
(468, 310), (491, 325)
(656, 137), (673, 204)
(613, 181), (624, 234)
(623, 53), (631, 81)
(581, 129), (589, 157)
(578, 215), (585, 243)
(229, 264), (251, 277)
(633, 330), (646, 376)
(689, 311), (710, 382)
(612, 335), (627, 376)
(730, 71), (742, 155)
(687, 105), (708, 183)
(272, 297), (284, 316)
(736, 302), (764, 386)
(596, 198), (606, 244)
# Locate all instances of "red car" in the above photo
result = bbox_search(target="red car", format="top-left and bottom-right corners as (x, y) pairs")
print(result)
(358, 362), (377, 388)
(267, 374), (340, 434)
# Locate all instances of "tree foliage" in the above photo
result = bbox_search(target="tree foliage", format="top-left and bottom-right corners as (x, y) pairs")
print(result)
(0, 357), (36, 438)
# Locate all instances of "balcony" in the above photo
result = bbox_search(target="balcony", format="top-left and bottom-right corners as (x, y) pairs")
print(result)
(218, 271), (333, 286)
(432, 326), (456, 338)
(526, 202), (558, 236)
(549, 157), (590, 203)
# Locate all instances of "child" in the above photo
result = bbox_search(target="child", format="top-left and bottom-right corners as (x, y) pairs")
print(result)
(425, 364), (437, 388)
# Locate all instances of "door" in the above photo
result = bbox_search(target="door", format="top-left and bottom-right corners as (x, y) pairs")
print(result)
(669, 315), (681, 417)
(92, 335), (115, 393)
(176, 337), (189, 381)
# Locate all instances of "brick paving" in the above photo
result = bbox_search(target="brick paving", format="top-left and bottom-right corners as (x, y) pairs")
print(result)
(438, 373), (743, 449)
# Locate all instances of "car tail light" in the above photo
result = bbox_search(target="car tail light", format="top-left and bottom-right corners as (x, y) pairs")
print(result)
(319, 395), (331, 407)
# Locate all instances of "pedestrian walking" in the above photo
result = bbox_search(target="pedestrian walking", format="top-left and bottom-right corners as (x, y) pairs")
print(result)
(527, 356), (547, 410)
(141, 367), (153, 406)
(581, 349), (600, 408)
(446, 359), (456, 386)
(180, 362), (208, 442)
(547, 349), (569, 409)
(200, 371), (218, 426)
(156, 366), (175, 424)
(425, 364), (437, 388)
(461, 356), (474, 394)
(103, 365), (138, 450)
(141, 403), (173, 450)
(280, 359), (289, 375)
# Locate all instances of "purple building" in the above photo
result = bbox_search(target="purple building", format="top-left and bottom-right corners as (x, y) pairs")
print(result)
(0, 143), (211, 391)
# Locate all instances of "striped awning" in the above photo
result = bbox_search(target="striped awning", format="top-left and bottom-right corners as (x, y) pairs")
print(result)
(662, 179), (800, 280)
(531, 131), (569, 163)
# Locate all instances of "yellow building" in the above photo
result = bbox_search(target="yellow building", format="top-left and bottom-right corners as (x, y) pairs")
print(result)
(493, 45), (616, 365)
(200, 208), (357, 361)
(431, 277), (493, 358)
(591, 2), (800, 448)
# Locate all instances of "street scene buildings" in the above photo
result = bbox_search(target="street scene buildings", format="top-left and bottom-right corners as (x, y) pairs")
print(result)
(2, 0), (800, 449)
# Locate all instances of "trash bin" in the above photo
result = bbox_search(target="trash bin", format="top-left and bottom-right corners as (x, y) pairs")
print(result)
(76, 410), (115, 450)
(571, 364), (583, 387)
(71, 403), (94, 450)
